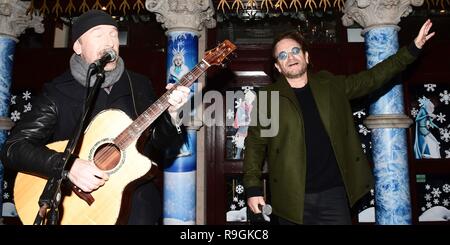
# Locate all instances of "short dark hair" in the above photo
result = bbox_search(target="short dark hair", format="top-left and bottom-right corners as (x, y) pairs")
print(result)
(272, 31), (309, 59)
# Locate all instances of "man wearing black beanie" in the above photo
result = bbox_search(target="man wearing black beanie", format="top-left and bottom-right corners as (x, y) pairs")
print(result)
(2, 10), (190, 225)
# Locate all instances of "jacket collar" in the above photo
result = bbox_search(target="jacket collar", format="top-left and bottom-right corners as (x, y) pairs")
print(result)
(271, 72), (331, 133)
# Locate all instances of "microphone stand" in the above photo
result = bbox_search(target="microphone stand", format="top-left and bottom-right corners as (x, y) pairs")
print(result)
(33, 65), (106, 225)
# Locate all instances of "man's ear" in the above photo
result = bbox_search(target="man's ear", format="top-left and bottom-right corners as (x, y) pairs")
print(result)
(274, 62), (281, 73)
(305, 51), (309, 64)
(73, 40), (81, 55)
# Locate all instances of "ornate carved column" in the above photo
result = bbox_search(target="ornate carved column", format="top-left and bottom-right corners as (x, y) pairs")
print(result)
(0, 0), (44, 215)
(342, 0), (423, 224)
(146, 0), (215, 225)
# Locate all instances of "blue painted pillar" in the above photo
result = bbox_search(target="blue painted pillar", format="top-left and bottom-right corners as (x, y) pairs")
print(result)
(364, 27), (412, 224)
(0, 35), (18, 216)
(163, 31), (198, 224)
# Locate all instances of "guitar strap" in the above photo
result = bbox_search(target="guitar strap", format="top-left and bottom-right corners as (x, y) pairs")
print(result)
(125, 70), (140, 119)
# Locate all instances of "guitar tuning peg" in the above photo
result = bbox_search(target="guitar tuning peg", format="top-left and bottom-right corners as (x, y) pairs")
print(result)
(220, 63), (227, 68)
(231, 52), (238, 59)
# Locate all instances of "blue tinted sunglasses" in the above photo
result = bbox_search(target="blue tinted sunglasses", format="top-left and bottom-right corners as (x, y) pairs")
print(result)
(276, 47), (302, 61)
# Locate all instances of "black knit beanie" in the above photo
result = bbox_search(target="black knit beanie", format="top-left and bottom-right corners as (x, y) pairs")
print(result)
(71, 10), (118, 42)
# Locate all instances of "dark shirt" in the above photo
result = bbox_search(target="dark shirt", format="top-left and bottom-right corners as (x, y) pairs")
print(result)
(294, 84), (344, 193)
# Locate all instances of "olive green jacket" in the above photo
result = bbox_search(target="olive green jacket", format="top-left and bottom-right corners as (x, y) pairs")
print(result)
(243, 45), (418, 224)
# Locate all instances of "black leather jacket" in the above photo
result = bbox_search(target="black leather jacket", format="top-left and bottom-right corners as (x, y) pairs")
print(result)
(1, 70), (183, 178)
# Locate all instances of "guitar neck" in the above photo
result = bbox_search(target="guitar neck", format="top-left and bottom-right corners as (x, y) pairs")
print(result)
(114, 59), (210, 149)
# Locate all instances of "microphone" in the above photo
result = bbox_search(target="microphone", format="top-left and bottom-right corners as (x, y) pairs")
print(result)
(258, 204), (272, 222)
(259, 204), (272, 216)
(89, 49), (117, 70)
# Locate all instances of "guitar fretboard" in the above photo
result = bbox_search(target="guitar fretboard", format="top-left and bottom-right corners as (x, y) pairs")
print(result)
(114, 60), (210, 149)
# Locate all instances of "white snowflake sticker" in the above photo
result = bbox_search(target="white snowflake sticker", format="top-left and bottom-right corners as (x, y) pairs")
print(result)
(10, 110), (21, 122)
(440, 90), (450, 105)
(10, 95), (16, 105)
(424, 83), (436, 92)
(22, 91), (32, 101)
(353, 109), (366, 119)
(235, 184), (244, 194)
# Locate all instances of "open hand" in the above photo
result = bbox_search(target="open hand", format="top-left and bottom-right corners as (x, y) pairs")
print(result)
(414, 19), (435, 49)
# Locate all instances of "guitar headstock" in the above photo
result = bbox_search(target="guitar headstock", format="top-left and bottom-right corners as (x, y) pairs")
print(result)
(204, 40), (237, 66)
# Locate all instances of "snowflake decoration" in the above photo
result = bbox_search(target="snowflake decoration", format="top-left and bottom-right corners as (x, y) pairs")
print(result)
(235, 184), (244, 194)
(433, 199), (440, 205)
(370, 189), (374, 196)
(358, 124), (370, 136)
(443, 199), (449, 207)
(353, 109), (366, 119)
(426, 202), (432, 208)
(226, 109), (234, 120)
(23, 102), (32, 113)
(3, 192), (9, 199)
(436, 113), (446, 123)
(10, 95), (16, 105)
(233, 196), (238, 202)
(440, 90), (450, 105)
(440, 128), (450, 142)
(425, 184), (431, 190)
(443, 184), (450, 193)
(424, 193), (432, 201)
(421, 207), (426, 212)
(410, 107), (418, 118)
(361, 143), (366, 154)
(3, 181), (7, 190)
(238, 200), (245, 207)
(369, 199), (374, 205)
(446, 149), (450, 158)
(242, 86), (254, 94)
(22, 91), (32, 101)
(230, 204), (236, 210)
(424, 83), (436, 92)
(10, 110), (21, 122)
(431, 187), (442, 198)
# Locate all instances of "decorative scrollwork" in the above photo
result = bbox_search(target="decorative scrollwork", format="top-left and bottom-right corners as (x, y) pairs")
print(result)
(119, 0), (130, 15)
(39, 0), (49, 16)
(289, 0), (303, 11)
(261, 0), (274, 13)
(232, 0), (245, 13)
(217, 0), (231, 12)
(105, 0), (117, 14)
(92, 0), (103, 10)
(275, 0), (289, 12)
(51, 0), (63, 17)
(78, 0), (90, 13)
(65, 0), (76, 15)
(133, 0), (145, 13)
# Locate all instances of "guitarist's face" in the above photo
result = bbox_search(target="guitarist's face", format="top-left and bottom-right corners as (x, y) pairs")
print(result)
(73, 25), (120, 71)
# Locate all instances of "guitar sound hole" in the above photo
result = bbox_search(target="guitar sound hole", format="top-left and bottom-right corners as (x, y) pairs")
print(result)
(94, 143), (121, 171)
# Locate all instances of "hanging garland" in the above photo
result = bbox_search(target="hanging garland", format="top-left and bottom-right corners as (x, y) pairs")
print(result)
(25, 0), (449, 17)
(26, 0), (147, 17)
(217, 0), (449, 12)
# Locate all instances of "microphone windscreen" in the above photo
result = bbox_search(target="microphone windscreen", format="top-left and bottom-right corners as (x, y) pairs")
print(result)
(260, 204), (272, 215)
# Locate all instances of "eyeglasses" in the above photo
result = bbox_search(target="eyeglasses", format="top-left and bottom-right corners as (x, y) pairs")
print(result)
(276, 47), (302, 61)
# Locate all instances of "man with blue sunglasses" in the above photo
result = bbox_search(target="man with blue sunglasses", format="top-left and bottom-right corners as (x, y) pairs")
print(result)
(244, 20), (434, 225)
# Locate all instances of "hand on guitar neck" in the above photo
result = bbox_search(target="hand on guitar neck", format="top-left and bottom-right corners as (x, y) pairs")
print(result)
(165, 83), (190, 124)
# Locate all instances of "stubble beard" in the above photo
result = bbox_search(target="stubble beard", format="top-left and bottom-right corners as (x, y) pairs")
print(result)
(284, 66), (307, 79)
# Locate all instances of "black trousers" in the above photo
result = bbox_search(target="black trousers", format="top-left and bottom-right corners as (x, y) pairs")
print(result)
(276, 186), (352, 225)
(127, 181), (162, 225)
